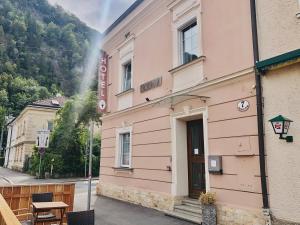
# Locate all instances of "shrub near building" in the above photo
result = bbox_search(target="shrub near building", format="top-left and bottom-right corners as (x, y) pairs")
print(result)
(29, 92), (101, 178)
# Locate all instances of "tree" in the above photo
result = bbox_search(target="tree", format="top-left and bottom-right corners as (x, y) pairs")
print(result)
(0, 0), (99, 96)
(30, 91), (101, 177)
(0, 73), (52, 116)
(0, 107), (6, 131)
(0, 107), (6, 161)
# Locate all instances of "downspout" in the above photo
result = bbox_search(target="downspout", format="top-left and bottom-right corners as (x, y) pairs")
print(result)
(250, 0), (270, 211)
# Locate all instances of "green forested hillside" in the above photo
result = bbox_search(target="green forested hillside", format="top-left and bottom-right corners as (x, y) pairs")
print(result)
(0, 0), (100, 116)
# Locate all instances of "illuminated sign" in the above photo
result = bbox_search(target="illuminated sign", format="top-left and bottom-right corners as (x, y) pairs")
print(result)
(98, 51), (108, 113)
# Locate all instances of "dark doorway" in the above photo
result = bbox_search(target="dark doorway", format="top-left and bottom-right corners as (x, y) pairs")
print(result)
(187, 119), (206, 198)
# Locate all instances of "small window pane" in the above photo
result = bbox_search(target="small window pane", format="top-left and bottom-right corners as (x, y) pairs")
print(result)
(184, 37), (192, 52)
(184, 28), (192, 38)
(182, 22), (199, 64)
(191, 36), (198, 49)
(122, 62), (132, 91)
(191, 25), (198, 35)
(121, 133), (130, 166)
(48, 121), (54, 132)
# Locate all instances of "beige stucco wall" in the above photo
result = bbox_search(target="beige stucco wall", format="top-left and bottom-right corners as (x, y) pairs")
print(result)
(256, 0), (300, 60)
(5, 106), (58, 170)
(256, 0), (300, 223)
(263, 64), (300, 223)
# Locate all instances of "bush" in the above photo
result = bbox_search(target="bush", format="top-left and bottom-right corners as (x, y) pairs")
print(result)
(23, 155), (30, 172)
(92, 154), (100, 177)
(30, 147), (65, 177)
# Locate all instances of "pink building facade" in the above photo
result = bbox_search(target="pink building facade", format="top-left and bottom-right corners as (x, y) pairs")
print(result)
(98, 0), (266, 224)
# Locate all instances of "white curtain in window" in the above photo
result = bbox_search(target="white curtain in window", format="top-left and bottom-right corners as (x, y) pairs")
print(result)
(123, 63), (131, 91)
(121, 133), (130, 166)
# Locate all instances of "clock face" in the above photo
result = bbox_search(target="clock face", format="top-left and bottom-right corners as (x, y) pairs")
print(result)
(237, 100), (250, 112)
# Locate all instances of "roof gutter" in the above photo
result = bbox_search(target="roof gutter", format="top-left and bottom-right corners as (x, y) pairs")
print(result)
(250, 0), (269, 209)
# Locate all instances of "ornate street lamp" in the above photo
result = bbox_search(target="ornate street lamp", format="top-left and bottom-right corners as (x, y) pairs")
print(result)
(269, 115), (293, 142)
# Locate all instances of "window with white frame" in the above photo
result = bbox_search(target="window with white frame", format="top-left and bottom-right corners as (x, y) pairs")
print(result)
(180, 21), (199, 64)
(120, 132), (131, 167)
(122, 62), (132, 92)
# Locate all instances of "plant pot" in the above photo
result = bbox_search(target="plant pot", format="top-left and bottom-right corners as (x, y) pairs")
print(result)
(202, 204), (217, 225)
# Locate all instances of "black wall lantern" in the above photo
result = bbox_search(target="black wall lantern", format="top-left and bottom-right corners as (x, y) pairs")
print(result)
(269, 115), (293, 142)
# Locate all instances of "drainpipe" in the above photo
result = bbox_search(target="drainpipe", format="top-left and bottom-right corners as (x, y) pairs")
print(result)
(250, 0), (270, 215)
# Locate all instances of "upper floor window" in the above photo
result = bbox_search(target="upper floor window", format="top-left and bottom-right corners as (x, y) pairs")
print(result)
(48, 121), (54, 132)
(122, 62), (132, 92)
(181, 21), (199, 64)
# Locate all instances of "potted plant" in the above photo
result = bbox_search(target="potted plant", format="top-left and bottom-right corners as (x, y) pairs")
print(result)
(199, 192), (217, 225)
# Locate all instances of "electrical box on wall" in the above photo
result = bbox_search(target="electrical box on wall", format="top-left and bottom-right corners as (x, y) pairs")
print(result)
(208, 155), (222, 174)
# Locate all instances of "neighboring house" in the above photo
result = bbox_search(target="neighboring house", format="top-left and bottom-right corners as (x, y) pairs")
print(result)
(255, 0), (300, 224)
(98, 0), (266, 224)
(4, 96), (66, 171)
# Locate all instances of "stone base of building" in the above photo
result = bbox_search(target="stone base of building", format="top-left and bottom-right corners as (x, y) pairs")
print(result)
(96, 182), (180, 211)
(97, 182), (266, 225)
(272, 217), (300, 225)
(217, 204), (266, 225)
(11, 165), (23, 172)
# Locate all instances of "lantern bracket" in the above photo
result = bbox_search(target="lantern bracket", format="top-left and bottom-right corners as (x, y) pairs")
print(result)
(279, 134), (293, 143)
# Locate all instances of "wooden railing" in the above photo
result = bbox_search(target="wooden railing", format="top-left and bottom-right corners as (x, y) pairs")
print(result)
(0, 183), (75, 225)
(0, 194), (21, 225)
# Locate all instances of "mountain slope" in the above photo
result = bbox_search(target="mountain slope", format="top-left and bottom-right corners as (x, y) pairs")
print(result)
(0, 0), (100, 96)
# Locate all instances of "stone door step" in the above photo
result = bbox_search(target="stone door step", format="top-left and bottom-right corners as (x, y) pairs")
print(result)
(174, 205), (202, 215)
(182, 198), (201, 205)
(182, 198), (202, 208)
(165, 210), (202, 224)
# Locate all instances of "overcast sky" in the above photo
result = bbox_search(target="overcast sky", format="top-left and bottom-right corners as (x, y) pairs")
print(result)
(48, 0), (135, 32)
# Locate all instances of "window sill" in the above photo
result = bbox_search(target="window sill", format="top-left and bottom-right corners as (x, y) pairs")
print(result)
(112, 167), (134, 172)
(115, 88), (134, 97)
(169, 56), (206, 74)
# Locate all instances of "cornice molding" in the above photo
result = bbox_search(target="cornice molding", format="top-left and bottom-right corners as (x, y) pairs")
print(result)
(102, 67), (255, 120)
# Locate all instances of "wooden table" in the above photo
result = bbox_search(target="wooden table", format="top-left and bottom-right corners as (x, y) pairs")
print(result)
(32, 201), (69, 225)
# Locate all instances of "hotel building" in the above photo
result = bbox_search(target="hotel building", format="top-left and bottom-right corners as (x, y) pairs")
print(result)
(98, 0), (266, 224)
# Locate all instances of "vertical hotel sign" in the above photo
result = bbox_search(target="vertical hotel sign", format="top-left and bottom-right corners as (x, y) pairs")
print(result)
(98, 51), (108, 113)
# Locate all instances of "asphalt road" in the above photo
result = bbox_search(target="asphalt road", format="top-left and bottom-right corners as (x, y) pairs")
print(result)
(0, 167), (194, 225)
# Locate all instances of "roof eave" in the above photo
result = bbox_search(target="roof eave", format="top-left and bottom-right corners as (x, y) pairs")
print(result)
(28, 104), (62, 109)
(103, 0), (144, 36)
(256, 48), (300, 73)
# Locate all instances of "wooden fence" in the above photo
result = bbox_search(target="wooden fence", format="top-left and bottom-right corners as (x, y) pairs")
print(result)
(0, 183), (75, 225)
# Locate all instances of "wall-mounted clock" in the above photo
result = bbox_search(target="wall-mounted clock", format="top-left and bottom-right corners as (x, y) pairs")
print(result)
(237, 100), (250, 112)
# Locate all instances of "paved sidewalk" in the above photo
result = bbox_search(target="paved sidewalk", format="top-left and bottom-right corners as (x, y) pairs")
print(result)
(0, 166), (98, 185)
(94, 196), (196, 225)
